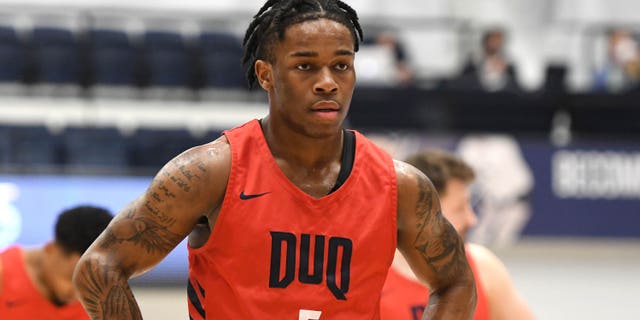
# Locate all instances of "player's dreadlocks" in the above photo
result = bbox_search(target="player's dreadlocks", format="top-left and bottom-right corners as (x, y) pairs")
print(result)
(242, 0), (363, 88)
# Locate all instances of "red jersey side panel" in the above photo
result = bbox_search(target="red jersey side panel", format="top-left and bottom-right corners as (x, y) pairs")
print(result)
(380, 250), (490, 320)
(0, 246), (89, 320)
(188, 120), (398, 319)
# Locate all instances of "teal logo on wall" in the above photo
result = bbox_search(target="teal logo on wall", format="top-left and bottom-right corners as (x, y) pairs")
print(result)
(0, 183), (21, 250)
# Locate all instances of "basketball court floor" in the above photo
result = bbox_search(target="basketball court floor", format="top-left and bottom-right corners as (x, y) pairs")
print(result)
(133, 237), (640, 319)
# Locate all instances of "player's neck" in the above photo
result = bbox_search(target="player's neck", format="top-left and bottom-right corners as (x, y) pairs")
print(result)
(261, 117), (344, 169)
(24, 248), (52, 299)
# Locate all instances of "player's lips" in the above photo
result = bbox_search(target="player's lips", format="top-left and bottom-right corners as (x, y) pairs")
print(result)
(311, 100), (340, 111)
(310, 100), (341, 121)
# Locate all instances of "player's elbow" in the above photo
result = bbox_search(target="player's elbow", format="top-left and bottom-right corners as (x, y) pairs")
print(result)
(439, 263), (478, 314)
(72, 250), (115, 297)
(72, 252), (95, 295)
(426, 276), (477, 320)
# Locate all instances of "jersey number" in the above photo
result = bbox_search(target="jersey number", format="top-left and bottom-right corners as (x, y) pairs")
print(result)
(299, 309), (322, 320)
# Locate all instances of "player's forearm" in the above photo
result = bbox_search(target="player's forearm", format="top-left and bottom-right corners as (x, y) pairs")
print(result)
(422, 282), (477, 320)
(73, 254), (142, 320)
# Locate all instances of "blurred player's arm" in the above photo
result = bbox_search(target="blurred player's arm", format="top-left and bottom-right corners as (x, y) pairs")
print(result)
(73, 137), (231, 320)
(395, 160), (477, 320)
(467, 243), (535, 320)
(0, 258), (3, 295)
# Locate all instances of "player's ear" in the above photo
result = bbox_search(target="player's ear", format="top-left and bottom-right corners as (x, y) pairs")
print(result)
(255, 59), (273, 91)
(43, 241), (55, 252)
(42, 241), (58, 258)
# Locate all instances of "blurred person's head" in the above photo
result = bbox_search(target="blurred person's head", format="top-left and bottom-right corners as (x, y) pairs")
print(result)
(41, 205), (112, 305)
(375, 31), (399, 48)
(607, 28), (639, 64)
(404, 150), (477, 239)
(482, 28), (506, 56)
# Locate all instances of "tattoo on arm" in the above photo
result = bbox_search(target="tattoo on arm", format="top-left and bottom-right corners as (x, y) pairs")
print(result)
(170, 154), (208, 186)
(197, 162), (207, 173)
(413, 173), (467, 283)
(178, 164), (201, 182)
(169, 174), (191, 192)
(75, 259), (142, 320)
(157, 182), (176, 199)
(101, 208), (183, 255)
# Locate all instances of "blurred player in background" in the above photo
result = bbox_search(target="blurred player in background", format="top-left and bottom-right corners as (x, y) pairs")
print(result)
(380, 150), (534, 320)
(0, 205), (113, 319)
(73, 0), (476, 319)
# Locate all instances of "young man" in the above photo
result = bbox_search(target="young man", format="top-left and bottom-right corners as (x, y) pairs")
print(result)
(0, 205), (113, 319)
(73, 1), (476, 319)
(380, 150), (535, 320)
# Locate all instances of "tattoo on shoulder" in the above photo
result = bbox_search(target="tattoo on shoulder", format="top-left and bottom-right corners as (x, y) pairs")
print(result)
(101, 208), (183, 254)
(171, 153), (206, 182)
(414, 173), (435, 222)
(169, 173), (191, 193)
(412, 172), (467, 281)
(156, 180), (177, 199)
(179, 164), (200, 182)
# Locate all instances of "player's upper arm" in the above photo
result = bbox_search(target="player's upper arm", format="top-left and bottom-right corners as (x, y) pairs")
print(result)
(394, 160), (474, 291)
(468, 243), (535, 320)
(84, 136), (231, 278)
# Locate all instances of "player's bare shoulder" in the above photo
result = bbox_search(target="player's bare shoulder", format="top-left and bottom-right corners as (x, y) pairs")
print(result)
(394, 159), (437, 209)
(394, 159), (429, 189)
(393, 159), (439, 232)
(152, 135), (232, 208)
(183, 135), (232, 179)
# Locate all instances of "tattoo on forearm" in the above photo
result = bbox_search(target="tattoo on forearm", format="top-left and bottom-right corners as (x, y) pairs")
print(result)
(76, 259), (142, 320)
(101, 208), (183, 254)
(413, 173), (467, 282)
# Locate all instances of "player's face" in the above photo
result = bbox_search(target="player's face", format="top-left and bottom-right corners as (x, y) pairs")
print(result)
(42, 242), (81, 305)
(439, 179), (477, 240)
(257, 18), (356, 138)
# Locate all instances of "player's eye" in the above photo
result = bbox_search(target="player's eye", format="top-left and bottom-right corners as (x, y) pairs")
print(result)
(297, 63), (311, 71)
(335, 63), (349, 71)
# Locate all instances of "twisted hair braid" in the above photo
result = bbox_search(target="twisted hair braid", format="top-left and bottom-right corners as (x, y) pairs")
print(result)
(241, 0), (363, 88)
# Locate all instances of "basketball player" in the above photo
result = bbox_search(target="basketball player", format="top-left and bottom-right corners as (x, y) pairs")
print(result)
(380, 150), (534, 320)
(73, 1), (476, 319)
(0, 205), (113, 319)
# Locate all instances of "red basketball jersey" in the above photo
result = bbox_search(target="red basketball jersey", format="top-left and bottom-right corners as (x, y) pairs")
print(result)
(379, 250), (489, 320)
(188, 119), (398, 319)
(0, 246), (89, 320)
